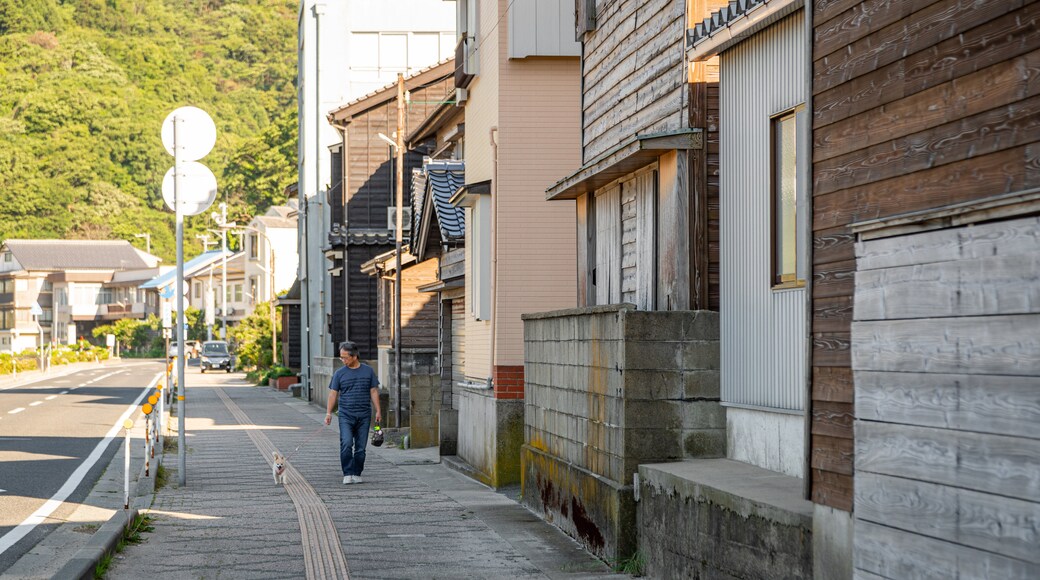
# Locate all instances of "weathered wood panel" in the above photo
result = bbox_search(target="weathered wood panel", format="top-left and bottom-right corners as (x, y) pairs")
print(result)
(811, 467), (853, 511)
(856, 471), (1040, 563)
(814, 48), (1040, 162)
(813, 295), (853, 334)
(811, 401), (854, 439)
(855, 252), (1040, 321)
(854, 215), (1040, 271)
(581, 0), (686, 161)
(856, 421), (1040, 503)
(813, 227), (854, 266)
(635, 170), (656, 310)
(812, 259), (855, 299)
(814, 0), (1026, 93)
(854, 520), (1040, 579)
(814, 145), (1039, 231)
(812, 332), (851, 367)
(620, 179), (637, 303)
(852, 314), (1040, 375)
(814, 2), (1040, 127)
(856, 371), (1040, 439)
(811, 434), (854, 475)
(815, 93), (1040, 197)
(812, 366), (854, 403)
(595, 184), (622, 304)
(813, 0), (942, 59)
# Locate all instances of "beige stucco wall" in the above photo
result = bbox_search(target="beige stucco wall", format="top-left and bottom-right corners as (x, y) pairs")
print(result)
(495, 56), (580, 366)
(462, 0), (580, 378)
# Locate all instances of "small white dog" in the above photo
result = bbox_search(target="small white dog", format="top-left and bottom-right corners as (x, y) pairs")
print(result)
(272, 452), (287, 485)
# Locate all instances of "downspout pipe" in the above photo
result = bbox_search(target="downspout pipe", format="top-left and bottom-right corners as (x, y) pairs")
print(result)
(489, 126), (499, 389)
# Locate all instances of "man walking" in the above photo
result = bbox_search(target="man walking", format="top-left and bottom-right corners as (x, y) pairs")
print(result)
(325, 341), (382, 484)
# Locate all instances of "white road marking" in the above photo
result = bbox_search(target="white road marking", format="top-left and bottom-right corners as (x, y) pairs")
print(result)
(29, 401), (42, 407)
(59, 391), (69, 395)
(0, 371), (163, 557)
(8, 408), (25, 414)
(45, 395), (57, 400)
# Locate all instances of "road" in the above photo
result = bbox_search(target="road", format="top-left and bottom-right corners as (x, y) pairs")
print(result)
(0, 361), (164, 572)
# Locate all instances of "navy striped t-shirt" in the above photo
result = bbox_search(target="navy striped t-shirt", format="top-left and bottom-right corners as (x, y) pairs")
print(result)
(329, 363), (379, 417)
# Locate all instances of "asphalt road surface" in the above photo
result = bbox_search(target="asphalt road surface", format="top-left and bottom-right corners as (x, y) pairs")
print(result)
(0, 361), (164, 572)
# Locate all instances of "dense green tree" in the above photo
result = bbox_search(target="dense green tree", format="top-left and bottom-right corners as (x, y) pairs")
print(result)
(0, 0), (298, 261)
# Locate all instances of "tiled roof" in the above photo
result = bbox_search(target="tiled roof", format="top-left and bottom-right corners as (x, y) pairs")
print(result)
(254, 214), (296, 229)
(688, 0), (800, 50)
(347, 231), (393, 246)
(425, 161), (466, 241)
(411, 168), (428, 235)
(139, 250), (231, 289)
(3, 239), (154, 271)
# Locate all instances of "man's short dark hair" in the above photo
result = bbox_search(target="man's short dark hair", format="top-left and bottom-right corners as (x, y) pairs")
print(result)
(339, 341), (358, 356)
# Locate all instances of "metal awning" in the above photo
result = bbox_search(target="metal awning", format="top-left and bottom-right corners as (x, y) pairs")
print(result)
(545, 129), (703, 201)
(417, 279), (464, 293)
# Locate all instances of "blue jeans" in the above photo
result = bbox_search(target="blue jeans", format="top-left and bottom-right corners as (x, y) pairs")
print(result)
(338, 413), (371, 477)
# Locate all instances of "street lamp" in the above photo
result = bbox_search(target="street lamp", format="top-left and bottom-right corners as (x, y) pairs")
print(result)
(134, 232), (151, 255)
(220, 224), (278, 369)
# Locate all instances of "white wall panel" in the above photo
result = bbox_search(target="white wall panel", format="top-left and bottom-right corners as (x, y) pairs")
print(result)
(719, 12), (807, 413)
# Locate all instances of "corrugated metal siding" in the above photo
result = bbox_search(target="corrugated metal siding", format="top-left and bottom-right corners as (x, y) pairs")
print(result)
(719, 12), (806, 411)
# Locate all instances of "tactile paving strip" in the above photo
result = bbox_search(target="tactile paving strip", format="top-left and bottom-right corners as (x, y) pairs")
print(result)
(214, 387), (351, 580)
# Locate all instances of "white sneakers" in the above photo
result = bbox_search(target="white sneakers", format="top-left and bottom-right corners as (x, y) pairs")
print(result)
(352, 475), (363, 484)
(342, 475), (363, 484)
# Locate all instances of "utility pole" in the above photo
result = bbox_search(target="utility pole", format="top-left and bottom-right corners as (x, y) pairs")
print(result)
(196, 234), (216, 341)
(394, 73), (404, 429)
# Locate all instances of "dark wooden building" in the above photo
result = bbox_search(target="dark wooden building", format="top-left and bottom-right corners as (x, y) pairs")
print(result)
(326, 60), (454, 361)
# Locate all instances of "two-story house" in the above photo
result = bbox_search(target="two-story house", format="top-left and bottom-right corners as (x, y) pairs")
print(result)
(0, 240), (161, 352)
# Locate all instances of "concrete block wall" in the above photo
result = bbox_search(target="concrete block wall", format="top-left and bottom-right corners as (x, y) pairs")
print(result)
(408, 372), (440, 448)
(521, 304), (723, 561)
(386, 348), (437, 428)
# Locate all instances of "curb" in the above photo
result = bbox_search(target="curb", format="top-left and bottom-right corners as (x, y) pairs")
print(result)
(50, 426), (162, 580)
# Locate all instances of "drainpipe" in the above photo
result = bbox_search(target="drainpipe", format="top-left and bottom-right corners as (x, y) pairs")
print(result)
(489, 126), (499, 388)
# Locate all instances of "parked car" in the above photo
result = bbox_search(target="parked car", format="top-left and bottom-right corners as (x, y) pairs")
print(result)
(200, 340), (232, 373)
(185, 340), (201, 358)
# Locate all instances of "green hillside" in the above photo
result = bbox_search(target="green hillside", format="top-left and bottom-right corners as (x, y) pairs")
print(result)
(0, 0), (297, 261)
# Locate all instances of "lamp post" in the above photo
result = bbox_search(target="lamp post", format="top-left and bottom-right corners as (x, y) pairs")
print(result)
(134, 232), (151, 255)
(220, 223), (278, 368)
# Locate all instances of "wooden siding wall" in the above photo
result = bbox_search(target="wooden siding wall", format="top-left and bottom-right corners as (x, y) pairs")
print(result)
(398, 257), (440, 350)
(719, 13), (807, 412)
(810, 0), (1040, 513)
(345, 78), (453, 229)
(348, 244), (388, 360)
(852, 217), (1040, 577)
(689, 80), (721, 311)
(582, 0), (687, 161)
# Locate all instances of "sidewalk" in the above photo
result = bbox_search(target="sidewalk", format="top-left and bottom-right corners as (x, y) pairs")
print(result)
(104, 373), (622, 579)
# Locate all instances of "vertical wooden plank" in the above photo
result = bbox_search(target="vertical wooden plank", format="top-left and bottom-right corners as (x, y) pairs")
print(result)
(576, 192), (589, 306)
(689, 81), (710, 310)
(596, 184), (621, 304)
(636, 170), (657, 309)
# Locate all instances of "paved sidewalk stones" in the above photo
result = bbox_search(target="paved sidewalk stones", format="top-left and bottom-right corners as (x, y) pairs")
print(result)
(105, 373), (622, 579)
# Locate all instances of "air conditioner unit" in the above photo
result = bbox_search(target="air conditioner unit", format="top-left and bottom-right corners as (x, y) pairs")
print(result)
(462, 35), (479, 76)
(387, 207), (413, 231)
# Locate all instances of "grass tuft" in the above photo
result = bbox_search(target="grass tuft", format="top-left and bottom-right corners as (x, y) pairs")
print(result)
(93, 514), (154, 579)
(612, 551), (646, 576)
